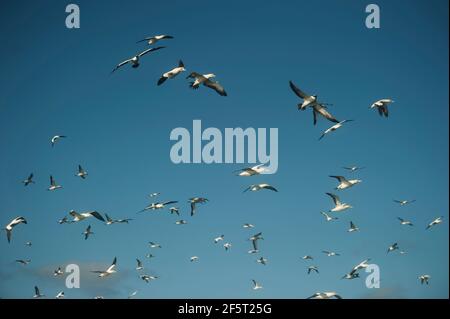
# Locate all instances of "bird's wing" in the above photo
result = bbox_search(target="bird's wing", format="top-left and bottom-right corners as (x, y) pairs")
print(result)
(252, 239), (258, 251)
(262, 184), (278, 192)
(163, 201), (178, 206)
(6, 229), (11, 243)
(190, 202), (196, 216)
(203, 79), (227, 96)
(326, 193), (339, 205)
(105, 214), (113, 222)
(138, 46), (165, 57)
(112, 58), (132, 72)
(350, 221), (356, 228)
(314, 104), (339, 123)
(329, 175), (346, 182)
(50, 175), (55, 186)
(89, 211), (105, 222)
(136, 36), (154, 43)
(69, 211), (82, 219)
(289, 81), (309, 99)
(35, 286), (40, 295)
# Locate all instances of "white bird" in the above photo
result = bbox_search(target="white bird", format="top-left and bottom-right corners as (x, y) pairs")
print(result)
(54, 267), (64, 276)
(343, 166), (365, 172)
(186, 72), (227, 96)
(214, 235), (225, 244)
(394, 199), (416, 206)
(234, 164), (268, 176)
(329, 175), (362, 190)
(149, 192), (160, 198)
(397, 217), (414, 226)
(302, 255), (314, 261)
(426, 217), (443, 230)
(307, 266), (319, 274)
(190, 256), (199, 262)
(105, 213), (132, 225)
(342, 272), (360, 280)
(112, 47), (165, 73)
(76, 165), (88, 179)
(248, 232), (263, 254)
(16, 259), (31, 266)
(141, 275), (158, 283)
(189, 197), (208, 216)
(256, 257), (268, 265)
(320, 212), (338, 222)
(348, 221), (359, 232)
(370, 99), (394, 118)
(25, 241), (32, 247)
(148, 242), (161, 248)
(145, 254), (155, 259)
(289, 81), (339, 125)
(243, 223), (255, 228)
(69, 210), (105, 223)
(140, 201), (178, 212)
(128, 290), (138, 299)
(326, 193), (352, 212)
(350, 259), (371, 274)
(243, 183), (278, 193)
(33, 286), (45, 298)
(387, 242), (399, 253)
(22, 173), (35, 186)
(223, 242), (232, 251)
(307, 292), (342, 299)
(51, 135), (66, 147)
(83, 225), (94, 240)
(58, 216), (72, 224)
(169, 207), (180, 215)
(91, 257), (117, 277)
(48, 175), (62, 191)
(157, 60), (186, 85)
(419, 275), (430, 285)
(319, 120), (353, 140)
(136, 258), (144, 271)
(137, 34), (174, 45)
(175, 220), (187, 225)
(55, 291), (65, 299)
(322, 250), (340, 257)
(252, 280), (263, 290)
(4, 216), (27, 243)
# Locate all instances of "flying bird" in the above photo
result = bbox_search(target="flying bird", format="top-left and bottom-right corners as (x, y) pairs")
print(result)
(141, 201), (178, 212)
(322, 251), (340, 257)
(48, 175), (62, 191)
(186, 72), (227, 96)
(157, 60), (186, 85)
(320, 212), (338, 222)
(136, 259), (144, 271)
(128, 290), (138, 299)
(55, 291), (65, 299)
(343, 166), (365, 172)
(348, 221), (359, 232)
(175, 220), (187, 225)
(243, 183), (278, 193)
(307, 266), (319, 274)
(329, 175), (362, 190)
(4, 216), (27, 243)
(140, 275), (158, 283)
(419, 275), (430, 285)
(25, 241), (32, 247)
(189, 197), (208, 216)
(112, 47), (165, 73)
(426, 217), (443, 230)
(51, 135), (66, 147)
(76, 165), (88, 179)
(307, 292), (342, 299)
(342, 272), (360, 280)
(190, 256), (199, 262)
(22, 173), (35, 186)
(83, 225), (94, 240)
(319, 120), (353, 140)
(387, 242), (399, 253)
(350, 259), (371, 275)
(243, 223), (255, 228)
(69, 210), (105, 223)
(91, 257), (117, 277)
(169, 207), (180, 215)
(33, 286), (45, 298)
(234, 164), (267, 176)
(149, 192), (160, 198)
(105, 213), (132, 225)
(302, 255), (314, 261)
(397, 217), (413, 226)
(214, 235), (224, 243)
(148, 242), (162, 248)
(54, 267), (64, 276)
(394, 199), (416, 206)
(370, 99), (394, 117)
(256, 257), (268, 265)
(326, 193), (352, 212)
(137, 34), (173, 45)
(252, 280), (263, 290)
(289, 81), (339, 125)
(223, 242), (232, 250)
(16, 259), (31, 266)
(58, 216), (72, 224)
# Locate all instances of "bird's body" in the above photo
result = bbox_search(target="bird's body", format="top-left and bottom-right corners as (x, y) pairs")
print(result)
(243, 223), (255, 229)
(55, 291), (65, 299)
(175, 220), (187, 225)
(343, 166), (365, 172)
(302, 255), (314, 261)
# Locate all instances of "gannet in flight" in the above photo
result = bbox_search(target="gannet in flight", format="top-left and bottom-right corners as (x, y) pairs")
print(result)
(350, 259), (371, 274)
(25, 241), (32, 247)
(169, 207), (179, 215)
(289, 81), (339, 125)
(256, 257), (268, 265)
(91, 257), (117, 277)
(141, 275), (158, 283)
(252, 280), (263, 290)
(33, 286), (45, 298)
(321, 212), (338, 222)
(394, 199), (416, 206)
(136, 258), (144, 271)
(128, 290), (138, 299)
(141, 201), (178, 212)
(105, 213), (132, 225)
(22, 173), (35, 186)
(342, 272), (360, 280)
(223, 242), (232, 250)
(348, 221), (359, 232)
(418, 275), (430, 285)
(145, 253), (155, 259)
(214, 235), (224, 243)
(243, 183), (278, 193)
(69, 210), (105, 223)
(186, 72), (227, 96)
(307, 266), (319, 274)
(343, 166), (365, 172)
(4, 216), (27, 243)
(58, 216), (72, 224)
(137, 34), (174, 45)
(329, 175), (362, 190)
(319, 120), (353, 140)
(307, 292), (342, 299)
(322, 251), (340, 257)
(190, 256), (199, 262)
(149, 192), (160, 198)
(248, 232), (263, 254)
(397, 217), (413, 226)
(426, 217), (443, 230)
(157, 60), (186, 85)
(83, 225), (94, 240)
(48, 175), (62, 191)
(55, 291), (65, 299)
(112, 47), (165, 73)
(189, 197), (208, 216)
(76, 165), (88, 179)
(16, 259), (31, 266)
(234, 164), (267, 176)
(54, 267), (64, 276)
(387, 242), (399, 253)
(51, 135), (66, 147)
(148, 242), (161, 248)
(326, 193), (352, 212)
(175, 220), (187, 225)
(243, 223), (255, 228)
(302, 255), (314, 260)
(370, 99), (394, 118)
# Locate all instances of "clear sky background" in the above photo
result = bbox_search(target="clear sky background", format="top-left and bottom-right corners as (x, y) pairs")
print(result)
(0, 0), (448, 299)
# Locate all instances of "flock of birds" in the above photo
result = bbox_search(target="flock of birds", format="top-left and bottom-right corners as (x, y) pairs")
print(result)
(2, 33), (445, 299)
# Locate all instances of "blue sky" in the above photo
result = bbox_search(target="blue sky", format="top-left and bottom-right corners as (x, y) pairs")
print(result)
(0, 0), (448, 299)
